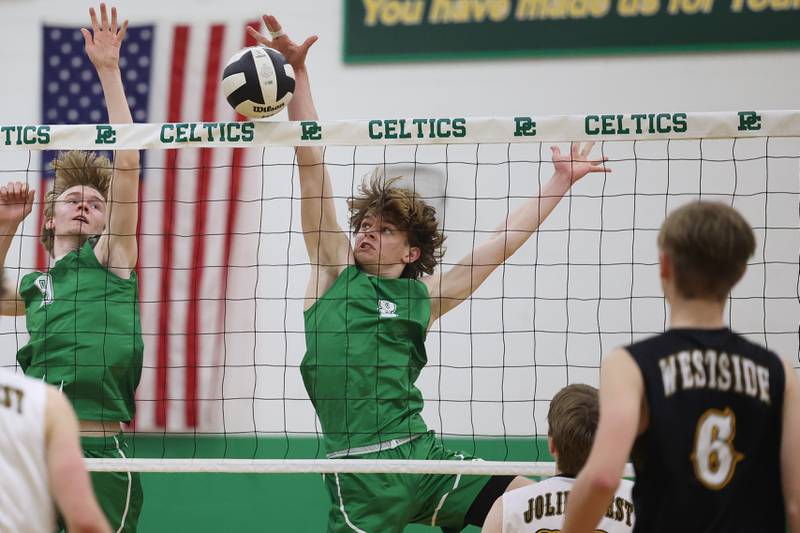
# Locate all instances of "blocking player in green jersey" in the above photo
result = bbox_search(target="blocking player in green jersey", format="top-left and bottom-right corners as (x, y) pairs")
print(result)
(249, 14), (609, 533)
(0, 5), (143, 532)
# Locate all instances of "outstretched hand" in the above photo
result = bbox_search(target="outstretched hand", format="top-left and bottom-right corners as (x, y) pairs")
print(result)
(551, 142), (611, 185)
(81, 3), (128, 72)
(0, 182), (35, 227)
(246, 14), (318, 72)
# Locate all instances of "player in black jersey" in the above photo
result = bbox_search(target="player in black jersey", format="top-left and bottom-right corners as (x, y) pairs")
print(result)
(563, 201), (800, 533)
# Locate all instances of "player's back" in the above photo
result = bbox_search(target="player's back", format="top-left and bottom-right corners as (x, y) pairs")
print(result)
(501, 476), (635, 533)
(627, 327), (785, 532)
(0, 368), (54, 533)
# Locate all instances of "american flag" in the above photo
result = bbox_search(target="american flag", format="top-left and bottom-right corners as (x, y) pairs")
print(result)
(41, 19), (263, 431)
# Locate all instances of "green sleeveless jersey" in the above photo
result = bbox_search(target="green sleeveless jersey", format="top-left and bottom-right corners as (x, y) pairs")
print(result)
(302, 265), (431, 454)
(17, 240), (143, 422)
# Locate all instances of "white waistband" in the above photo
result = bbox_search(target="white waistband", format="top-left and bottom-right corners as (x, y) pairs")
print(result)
(326, 434), (423, 459)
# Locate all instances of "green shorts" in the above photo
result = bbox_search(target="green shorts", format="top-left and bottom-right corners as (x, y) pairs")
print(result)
(323, 432), (493, 533)
(58, 433), (143, 533)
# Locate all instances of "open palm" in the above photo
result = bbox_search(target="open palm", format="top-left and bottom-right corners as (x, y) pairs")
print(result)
(246, 14), (318, 72)
(552, 142), (611, 185)
(81, 3), (128, 71)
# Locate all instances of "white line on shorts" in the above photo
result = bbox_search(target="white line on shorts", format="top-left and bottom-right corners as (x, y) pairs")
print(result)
(431, 452), (465, 526)
(334, 473), (367, 533)
(113, 435), (132, 533)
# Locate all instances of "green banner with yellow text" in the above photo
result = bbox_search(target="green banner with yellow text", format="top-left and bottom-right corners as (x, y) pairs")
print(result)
(343, 0), (800, 62)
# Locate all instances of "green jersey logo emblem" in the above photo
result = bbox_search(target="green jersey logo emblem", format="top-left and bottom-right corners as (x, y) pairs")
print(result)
(35, 274), (54, 308)
(378, 299), (397, 318)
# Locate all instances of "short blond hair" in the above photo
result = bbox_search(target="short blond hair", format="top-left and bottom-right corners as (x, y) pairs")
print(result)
(41, 151), (112, 255)
(658, 202), (755, 301)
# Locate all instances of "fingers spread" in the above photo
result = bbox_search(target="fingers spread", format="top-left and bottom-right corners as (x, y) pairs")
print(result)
(111, 6), (118, 33)
(247, 26), (270, 46)
(89, 7), (100, 34)
(264, 14), (282, 33)
(80, 27), (92, 47)
(118, 19), (129, 41)
(302, 35), (319, 51)
(100, 3), (109, 31)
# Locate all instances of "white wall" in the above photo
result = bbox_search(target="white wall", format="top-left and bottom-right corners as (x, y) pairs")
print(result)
(2, 0), (799, 122)
(0, 0), (797, 438)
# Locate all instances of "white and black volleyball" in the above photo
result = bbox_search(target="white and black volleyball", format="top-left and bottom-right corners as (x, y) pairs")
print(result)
(222, 46), (295, 118)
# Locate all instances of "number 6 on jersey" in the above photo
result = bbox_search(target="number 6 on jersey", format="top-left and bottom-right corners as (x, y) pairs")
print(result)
(691, 407), (744, 490)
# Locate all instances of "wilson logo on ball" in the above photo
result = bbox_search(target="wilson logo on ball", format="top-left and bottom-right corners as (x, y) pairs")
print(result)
(222, 46), (295, 119)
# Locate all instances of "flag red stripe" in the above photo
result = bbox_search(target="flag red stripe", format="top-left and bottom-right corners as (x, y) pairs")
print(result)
(155, 25), (190, 428)
(210, 20), (260, 404)
(184, 24), (225, 427)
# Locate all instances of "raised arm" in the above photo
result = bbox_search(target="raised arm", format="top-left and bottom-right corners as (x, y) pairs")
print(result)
(781, 358), (800, 532)
(0, 182), (35, 316)
(83, 4), (139, 278)
(562, 348), (643, 533)
(248, 16), (352, 305)
(46, 388), (112, 533)
(425, 142), (609, 323)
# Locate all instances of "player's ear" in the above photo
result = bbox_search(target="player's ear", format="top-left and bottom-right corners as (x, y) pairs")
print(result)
(547, 435), (558, 460)
(404, 246), (421, 265)
(659, 250), (671, 281)
(45, 218), (54, 231)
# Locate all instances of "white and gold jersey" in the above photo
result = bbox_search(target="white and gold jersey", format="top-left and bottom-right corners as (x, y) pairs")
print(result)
(502, 476), (634, 533)
(0, 368), (54, 533)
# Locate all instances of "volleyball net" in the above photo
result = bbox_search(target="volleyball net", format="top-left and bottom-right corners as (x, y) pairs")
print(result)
(0, 110), (797, 475)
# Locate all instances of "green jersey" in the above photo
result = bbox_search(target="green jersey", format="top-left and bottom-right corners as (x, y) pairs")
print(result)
(302, 265), (430, 455)
(17, 240), (143, 422)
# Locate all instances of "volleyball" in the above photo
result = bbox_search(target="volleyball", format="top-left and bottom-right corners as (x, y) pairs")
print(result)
(221, 46), (295, 118)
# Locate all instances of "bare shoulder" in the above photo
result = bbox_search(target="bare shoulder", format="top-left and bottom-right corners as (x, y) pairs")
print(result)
(45, 386), (68, 413)
(782, 356), (800, 395)
(419, 273), (439, 305)
(44, 387), (75, 439)
(420, 274), (442, 327)
(599, 348), (645, 405)
(420, 273), (437, 296)
(601, 347), (640, 376)
(304, 264), (350, 309)
(91, 235), (135, 279)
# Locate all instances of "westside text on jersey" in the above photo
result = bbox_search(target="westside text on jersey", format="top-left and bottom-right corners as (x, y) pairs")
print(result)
(659, 350), (770, 404)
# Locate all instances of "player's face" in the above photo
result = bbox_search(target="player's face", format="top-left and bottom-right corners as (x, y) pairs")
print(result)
(51, 185), (107, 238)
(353, 213), (418, 272)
